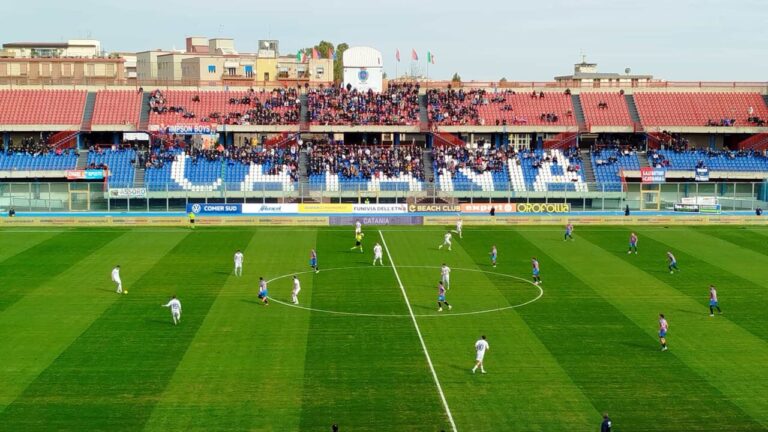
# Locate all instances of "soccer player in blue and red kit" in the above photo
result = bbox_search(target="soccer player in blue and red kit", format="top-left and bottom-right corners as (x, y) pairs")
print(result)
(437, 281), (451, 312)
(628, 232), (638, 254)
(659, 313), (669, 351)
(709, 285), (722, 316)
(532, 257), (541, 285)
(667, 251), (679, 274)
(309, 249), (319, 273)
(564, 223), (574, 241)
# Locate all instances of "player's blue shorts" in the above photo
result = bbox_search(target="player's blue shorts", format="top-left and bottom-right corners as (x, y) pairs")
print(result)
(438, 295), (446, 302)
(659, 330), (667, 337)
(491, 254), (497, 260)
(310, 258), (317, 267)
(259, 290), (268, 298)
(533, 269), (540, 276)
(630, 241), (637, 247)
(710, 300), (718, 307)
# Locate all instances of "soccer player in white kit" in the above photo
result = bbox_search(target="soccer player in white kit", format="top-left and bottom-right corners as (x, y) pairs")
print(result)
(355, 220), (362, 235)
(161, 295), (182, 325)
(373, 243), (384, 266)
(472, 335), (490, 374)
(291, 275), (301, 304)
(441, 263), (451, 289)
(438, 231), (452, 251)
(111, 265), (124, 294)
(452, 218), (463, 239)
(233, 250), (244, 276)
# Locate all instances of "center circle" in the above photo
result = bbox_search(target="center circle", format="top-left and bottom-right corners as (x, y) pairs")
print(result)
(266, 266), (543, 318)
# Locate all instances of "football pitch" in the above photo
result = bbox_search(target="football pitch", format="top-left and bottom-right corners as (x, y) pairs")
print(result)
(1, 225), (768, 431)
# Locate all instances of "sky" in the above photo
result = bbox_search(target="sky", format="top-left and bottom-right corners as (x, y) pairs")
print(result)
(5, 0), (767, 82)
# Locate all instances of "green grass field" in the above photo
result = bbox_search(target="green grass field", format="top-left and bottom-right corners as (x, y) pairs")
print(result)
(1, 225), (768, 431)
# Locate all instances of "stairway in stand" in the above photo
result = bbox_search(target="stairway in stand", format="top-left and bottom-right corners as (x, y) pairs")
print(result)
(76, 150), (89, 170)
(579, 150), (596, 183)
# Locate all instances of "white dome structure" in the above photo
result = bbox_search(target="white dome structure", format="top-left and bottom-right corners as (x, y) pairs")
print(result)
(343, 46), (383, 92)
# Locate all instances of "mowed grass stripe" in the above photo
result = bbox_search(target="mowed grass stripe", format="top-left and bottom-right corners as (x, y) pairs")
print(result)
(297, 229), (446, 431)
(0, 230), (124, 312)
(525, 229), (768, 430)
(0, 229), (188, 414)
(383, 229), (599, 431)
(0, 230), (245, 431)
(0, 229), (60, 262)
(631, 227), (768, 343)
(698, 226), (768, 257)
(143, 229), (319, 432)
(498, 230), (760, 431)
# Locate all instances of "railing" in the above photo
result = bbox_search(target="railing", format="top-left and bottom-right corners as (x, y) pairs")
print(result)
(1, 181), (765, 213)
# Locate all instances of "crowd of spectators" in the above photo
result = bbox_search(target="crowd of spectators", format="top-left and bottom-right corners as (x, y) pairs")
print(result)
(706, 118), (736, 127)
(427, 88), (483, 125)
(747, 107), (766, 126)
(592, 139), (639, 167)
(428, 88), (572, 126)
(308, 143), (424, 180)
(3, 134), (75, 156)
(307, 83), (420, 126)
(149, 88), (300, 125)
(434, 144), (513, 174)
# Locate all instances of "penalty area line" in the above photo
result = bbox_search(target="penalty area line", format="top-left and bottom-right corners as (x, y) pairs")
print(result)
(378, 230), (458, 432)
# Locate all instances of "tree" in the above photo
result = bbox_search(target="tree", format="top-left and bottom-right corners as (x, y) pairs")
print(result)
(451, 73), (461, 83)
(383, 72), (388, 79)
(304, 40), (336, 59)
(499, 77), (507, 83)
(334, 43), (349, 83)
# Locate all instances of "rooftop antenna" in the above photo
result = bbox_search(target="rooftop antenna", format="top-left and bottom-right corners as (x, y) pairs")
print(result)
(580, 50), (586, 64)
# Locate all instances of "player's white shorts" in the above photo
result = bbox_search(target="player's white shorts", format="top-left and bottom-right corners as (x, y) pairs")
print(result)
(235, 263), (242, 269)
(476, 353), (485, 362)
(442, 275), (450, 284)
(172, 310), (181, 320)
(113, 278), (122, 284)
(375, 253), (383, 259)
(443, 239), (452, 245)
(292, 288), (301, 296)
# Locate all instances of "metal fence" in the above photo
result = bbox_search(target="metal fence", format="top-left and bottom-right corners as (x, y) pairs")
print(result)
(0, 181), (766, 213)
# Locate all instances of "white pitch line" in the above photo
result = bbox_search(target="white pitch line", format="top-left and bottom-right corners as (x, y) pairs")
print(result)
(378, 230), (458, 432)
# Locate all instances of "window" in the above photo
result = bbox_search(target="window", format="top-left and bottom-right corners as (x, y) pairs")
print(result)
(245, 65), (253, 78)
(208, 65), (216, 74)
(227, 67), (236, 76)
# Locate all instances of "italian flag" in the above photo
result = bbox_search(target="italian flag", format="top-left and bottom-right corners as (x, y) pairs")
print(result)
(427, 51), (435, 64)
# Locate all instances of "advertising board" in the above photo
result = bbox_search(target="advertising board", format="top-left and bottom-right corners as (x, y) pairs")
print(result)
(186, 203), (242, 214)
(329, 216), (423, 226)
(640, 167), (666, 183)
(108, 188), (147, 198)
(298, 204), (353, 213)
(241, 203), (299, 214)
(408, 204), (461, 213)
(460, 203), (516, 213)
(351, 204), (408, 214)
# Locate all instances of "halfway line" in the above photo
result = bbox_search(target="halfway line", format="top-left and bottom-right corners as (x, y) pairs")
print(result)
(378, 230), (458, 432)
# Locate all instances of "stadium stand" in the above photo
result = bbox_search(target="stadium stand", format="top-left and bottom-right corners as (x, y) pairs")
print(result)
(0, 90), (86, 125)
(579, 92), (633, 126)
(86, 147), (136, 187)
(427, 89), (577, 126)
(306, 83), (420, 126)
(434, 145), (511, 191)
(633, 92), (768, 127)
(591, 146), (640, 191)
(0, 136), (79, 171)
(147, 88), (300, 126)
(143, 145), (298, 191)
(308, 143), (423, 191)
(648, 148), (768, 171)
(435, 145), (586, 192)
(91, 91), (143, 126)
